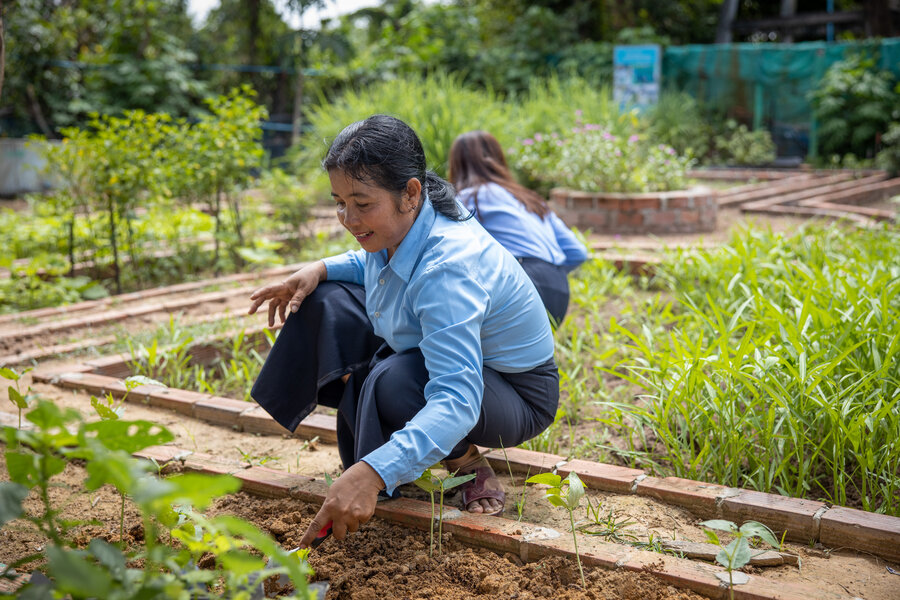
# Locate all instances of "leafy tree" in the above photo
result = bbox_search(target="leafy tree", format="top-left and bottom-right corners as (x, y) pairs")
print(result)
(810, 52), (899, 159)
(2, 0), (205, 134)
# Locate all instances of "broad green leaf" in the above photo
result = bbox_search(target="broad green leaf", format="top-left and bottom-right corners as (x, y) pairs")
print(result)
(151, 473), (241, 510)
(700, 519), (738, 533)
(738, 521), (780, 549)
(703, 529), (720, 546)
(8, 386), (28, 409)
(413, 471), (440, 493)
(124, 375), (167, 390)
(46, 546), (113, 598)
(729, 537), (753, 569)
(4, 452), (40, 486)
(26, 401), (81, 431)
(219, 549), (265, 577)
(88, 539), (127, 579)
(564, 472), (585, 510)
(90, 396), (120, 421)
(0, 368), (19, 381)
(547, 494), (567, 508)
(80, 419), (173, 453)
(84, 452), (148, 492)
(0, 481), (28, 525)
(714, 547), (730, 569)
(526, 472), (561, 487)
(442, 473), (476, 490)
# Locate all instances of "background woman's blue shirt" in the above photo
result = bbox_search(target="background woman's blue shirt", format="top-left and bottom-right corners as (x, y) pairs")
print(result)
(459, 182), (589, 271)
(322, 199), (554, 493)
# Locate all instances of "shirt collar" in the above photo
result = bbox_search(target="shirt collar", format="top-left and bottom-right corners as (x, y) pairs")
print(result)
(386, 196), (435, 282)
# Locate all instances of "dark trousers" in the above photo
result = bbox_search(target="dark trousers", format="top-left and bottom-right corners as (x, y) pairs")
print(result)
(518, 257), (570, 325)
(251, 282), (560, 472)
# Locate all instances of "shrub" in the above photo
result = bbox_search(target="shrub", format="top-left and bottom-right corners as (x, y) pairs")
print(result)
(645, 91), (713, 162)
(809, 53), (899, 159)
(713, 120), (777, 166)
(292, 72), (509, 181)
(876, 121), (900, 175)
(512, 124), (692, 193)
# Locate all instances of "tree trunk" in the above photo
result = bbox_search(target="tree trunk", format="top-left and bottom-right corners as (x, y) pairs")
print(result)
(780, 0), (797, 42)
(291, 63), (305, 145)
(107, 196), (122, 295)
(0, 2), (6, 102)
(716, 0), (740, 43)
(67, 217), (75, 277)
(213, 187), (222, 276)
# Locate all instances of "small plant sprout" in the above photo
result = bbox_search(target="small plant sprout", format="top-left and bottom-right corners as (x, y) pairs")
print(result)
(526, 471), (587, 587)
(1, 366), (34, 429)
(700, 519), (781, 598)
(91, 375), (167, 421)
(499, 438), (529, 521)
(414, 467), (476, 557)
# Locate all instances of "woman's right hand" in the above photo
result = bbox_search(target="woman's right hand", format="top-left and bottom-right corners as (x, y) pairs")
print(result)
(248, 261), (327, 327)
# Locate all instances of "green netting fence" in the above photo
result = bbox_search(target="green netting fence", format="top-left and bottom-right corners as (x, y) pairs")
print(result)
(663, 39), (900, 158)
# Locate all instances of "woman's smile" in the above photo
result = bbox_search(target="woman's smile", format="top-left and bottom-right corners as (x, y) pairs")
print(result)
(329, 169), (421, 259)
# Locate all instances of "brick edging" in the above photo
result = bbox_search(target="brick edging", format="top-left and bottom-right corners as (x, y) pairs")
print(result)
(131, 444), (861, 600)
(33, 357), (900, 565)
(483, 447), (900, 564)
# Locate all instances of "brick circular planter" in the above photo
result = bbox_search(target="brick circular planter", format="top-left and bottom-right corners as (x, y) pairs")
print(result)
(550, 186), (716, 234)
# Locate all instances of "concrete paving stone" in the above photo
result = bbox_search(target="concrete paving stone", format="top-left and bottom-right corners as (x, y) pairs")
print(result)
(235, 466), (311, 499)
(556, 459), (643, 494)
(719, 490), (826, 543)
(192, 397), (251, 427)
(819, 506), (900, 563)
(636, 476), (728, 519)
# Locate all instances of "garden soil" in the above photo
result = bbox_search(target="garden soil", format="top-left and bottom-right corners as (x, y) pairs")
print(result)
(4, 371), (899, 599)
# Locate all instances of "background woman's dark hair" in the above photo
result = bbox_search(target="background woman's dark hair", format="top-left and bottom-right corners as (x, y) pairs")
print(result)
(323, 114), (465, 221)
(448, 130), (550, 218)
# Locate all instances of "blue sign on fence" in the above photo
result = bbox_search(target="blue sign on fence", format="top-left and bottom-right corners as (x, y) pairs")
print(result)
(613, 45), (661, 112)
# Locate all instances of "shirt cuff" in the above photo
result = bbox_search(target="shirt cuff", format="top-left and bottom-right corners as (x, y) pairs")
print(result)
(322, 253), (359, 282)
(362, 439), (412, 496)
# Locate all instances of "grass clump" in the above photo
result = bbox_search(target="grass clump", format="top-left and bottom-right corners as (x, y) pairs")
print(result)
(598, 223), (900, 515)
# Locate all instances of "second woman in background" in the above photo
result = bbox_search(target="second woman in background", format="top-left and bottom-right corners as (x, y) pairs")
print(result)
(449, 130), (589, 324)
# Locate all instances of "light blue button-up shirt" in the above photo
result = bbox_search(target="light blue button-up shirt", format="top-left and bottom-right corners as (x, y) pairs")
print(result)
(459, 183), (589, 271)
(322, 198), (554, 494)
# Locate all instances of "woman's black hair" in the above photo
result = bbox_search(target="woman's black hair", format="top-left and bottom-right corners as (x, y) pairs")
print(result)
(322, 114), (466, 221)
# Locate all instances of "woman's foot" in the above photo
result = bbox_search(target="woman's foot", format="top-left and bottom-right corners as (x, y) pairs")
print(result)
(442, 444), (505, 516)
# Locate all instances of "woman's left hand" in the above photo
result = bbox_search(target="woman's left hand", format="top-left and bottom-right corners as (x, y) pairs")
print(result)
(298, 461), (385, 547)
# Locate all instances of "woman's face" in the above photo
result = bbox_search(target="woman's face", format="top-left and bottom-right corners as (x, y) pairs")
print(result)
(329, 169), (421, 259)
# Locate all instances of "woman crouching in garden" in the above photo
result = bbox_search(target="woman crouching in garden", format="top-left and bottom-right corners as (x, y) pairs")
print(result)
(247, 114), (559, 546)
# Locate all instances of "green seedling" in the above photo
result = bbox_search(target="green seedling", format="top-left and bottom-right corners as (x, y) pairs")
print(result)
(580, 499), (637, 543)
(91, 375), (167, 421)
(499, 438), (529, 521)
(1, 366), (33, 429)
(414, 467), (476, 557)
(236, 447), (276, 467)
(1, 398), (316, 599)
(526, 471), (587, 587)
(700, 519), (781, 599)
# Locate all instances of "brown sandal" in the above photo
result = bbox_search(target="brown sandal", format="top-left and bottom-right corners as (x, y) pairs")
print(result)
(459, 466), (506, 517)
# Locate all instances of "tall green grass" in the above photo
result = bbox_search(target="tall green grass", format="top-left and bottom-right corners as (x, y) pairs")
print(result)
(291, 72), (621, 183)
(598, 224), (900, 515)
